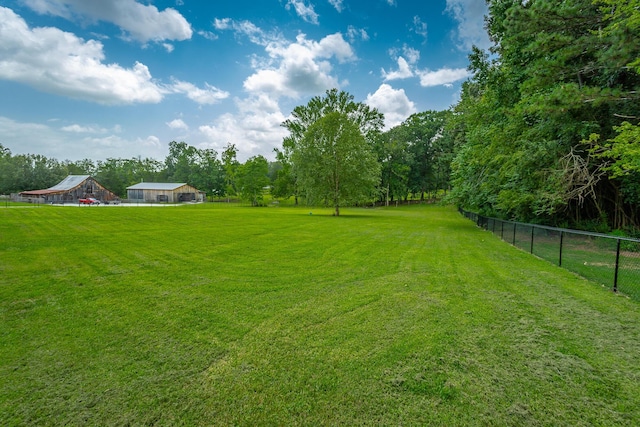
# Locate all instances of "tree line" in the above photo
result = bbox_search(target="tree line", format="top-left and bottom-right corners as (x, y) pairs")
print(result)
(0, 98), (454, 211)
(449, 0), (640, 231)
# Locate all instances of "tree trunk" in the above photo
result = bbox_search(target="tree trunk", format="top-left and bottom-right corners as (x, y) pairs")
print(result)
(334, 168), (340, 216)
(386, 184), (389, 207)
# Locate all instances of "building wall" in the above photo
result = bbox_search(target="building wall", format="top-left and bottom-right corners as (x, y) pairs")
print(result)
(132, 189), (177, 203)
(47, 178), (117, 203)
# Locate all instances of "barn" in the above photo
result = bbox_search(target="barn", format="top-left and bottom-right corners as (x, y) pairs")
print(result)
(18, 175), (119, 204)
(126, 182), (205, 203)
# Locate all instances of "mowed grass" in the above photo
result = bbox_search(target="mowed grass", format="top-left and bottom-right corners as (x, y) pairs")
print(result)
(1, 204), (639, 426)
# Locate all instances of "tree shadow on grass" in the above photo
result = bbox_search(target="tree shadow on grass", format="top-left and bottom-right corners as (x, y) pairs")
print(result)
(303, 211), (378, 219)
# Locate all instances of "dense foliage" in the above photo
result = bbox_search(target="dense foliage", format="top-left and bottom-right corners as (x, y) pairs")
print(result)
(449, 0), (640, 230)
(375, 110), (454, 204)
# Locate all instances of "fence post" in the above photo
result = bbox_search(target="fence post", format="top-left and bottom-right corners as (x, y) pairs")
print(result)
(559, 231), (564, 267)
(513, 223), (517, 245)
(530, 226), (535, 254)
(501, 221), (504, 240)
(614, 239), (621, 293)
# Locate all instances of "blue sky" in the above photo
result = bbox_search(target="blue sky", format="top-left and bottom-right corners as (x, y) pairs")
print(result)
(0, 0), (489, 162)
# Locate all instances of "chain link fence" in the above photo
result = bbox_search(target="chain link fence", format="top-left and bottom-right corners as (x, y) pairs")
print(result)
(460, 209), (640, 301)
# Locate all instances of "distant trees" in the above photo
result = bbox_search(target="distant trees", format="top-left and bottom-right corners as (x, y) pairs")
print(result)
(237, 155), (270, 206)
(373, 126), (411, 205)
(0, 142), (222, 199)
(271, 142), (297, 203)
(221, 143), (240, 200)
(0, 143), (81, 194)
(94, 157), (164, 198)
(371, 111), (454, 206)
(165, 141), (225, 196)
(272, 89), (460, 213)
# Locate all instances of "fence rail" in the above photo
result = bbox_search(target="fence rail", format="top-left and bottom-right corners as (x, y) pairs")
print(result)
(459, 209), (640, 301)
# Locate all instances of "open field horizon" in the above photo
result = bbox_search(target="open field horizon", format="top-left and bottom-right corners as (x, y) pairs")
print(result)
(1, 204), (639, 425)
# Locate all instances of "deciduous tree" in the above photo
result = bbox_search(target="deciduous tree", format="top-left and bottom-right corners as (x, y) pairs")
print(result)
(282, 89), (383, 215)
(237, 155), (270, 206)
(293, 111), (380, 216)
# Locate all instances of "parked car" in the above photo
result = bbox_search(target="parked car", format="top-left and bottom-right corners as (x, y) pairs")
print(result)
(78, 197), (100, 205)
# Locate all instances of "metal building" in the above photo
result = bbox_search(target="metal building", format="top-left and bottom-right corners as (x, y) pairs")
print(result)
(126, 182), (205, 203)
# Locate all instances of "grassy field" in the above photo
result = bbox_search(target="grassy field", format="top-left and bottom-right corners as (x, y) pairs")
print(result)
(1, 204), (639, 426)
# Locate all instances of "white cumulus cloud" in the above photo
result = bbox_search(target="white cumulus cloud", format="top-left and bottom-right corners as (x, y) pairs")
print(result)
(347, 26), (369, 43)
(402, 46), (420, 64)
(0, 7), (227, 106)
(0, 7), (164, 104)
(382, 57), (414, 81)
(198, 95), (289, 160)
(166, 119), (189, 130)
(417, 68), (470, 87)
(0, 116), (165, 160)
(213, 18), (280, 46)
(412, 16), (428, 42)
(329, 0), (344, 12)
(243, 32), (355, 98)
(365, 84), (416, 129)
(61, 124), (108, 133)
(21, 0), (193, 43)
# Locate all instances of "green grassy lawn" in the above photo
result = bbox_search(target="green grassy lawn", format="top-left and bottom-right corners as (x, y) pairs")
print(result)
(1, 204), (639, 426)
(504, 227), (640, 301)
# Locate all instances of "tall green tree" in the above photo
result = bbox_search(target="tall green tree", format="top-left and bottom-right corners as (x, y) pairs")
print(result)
(62, 159), (95, 176)
(237, 155), (270, 206)
(0, 147), (68, 194)
(165, 141), (197, 183)
(194, 148), (225, 197)
(404, 111), (452, 201)
(373, 129), (412, 205)
(272, 141), (298, 203)
(221, 143), (240, 200)
(292, 111), (380, 216)
(0, 144), (15, 194)
(376, 110), (454, 204)
(282, 89), (384, 215)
